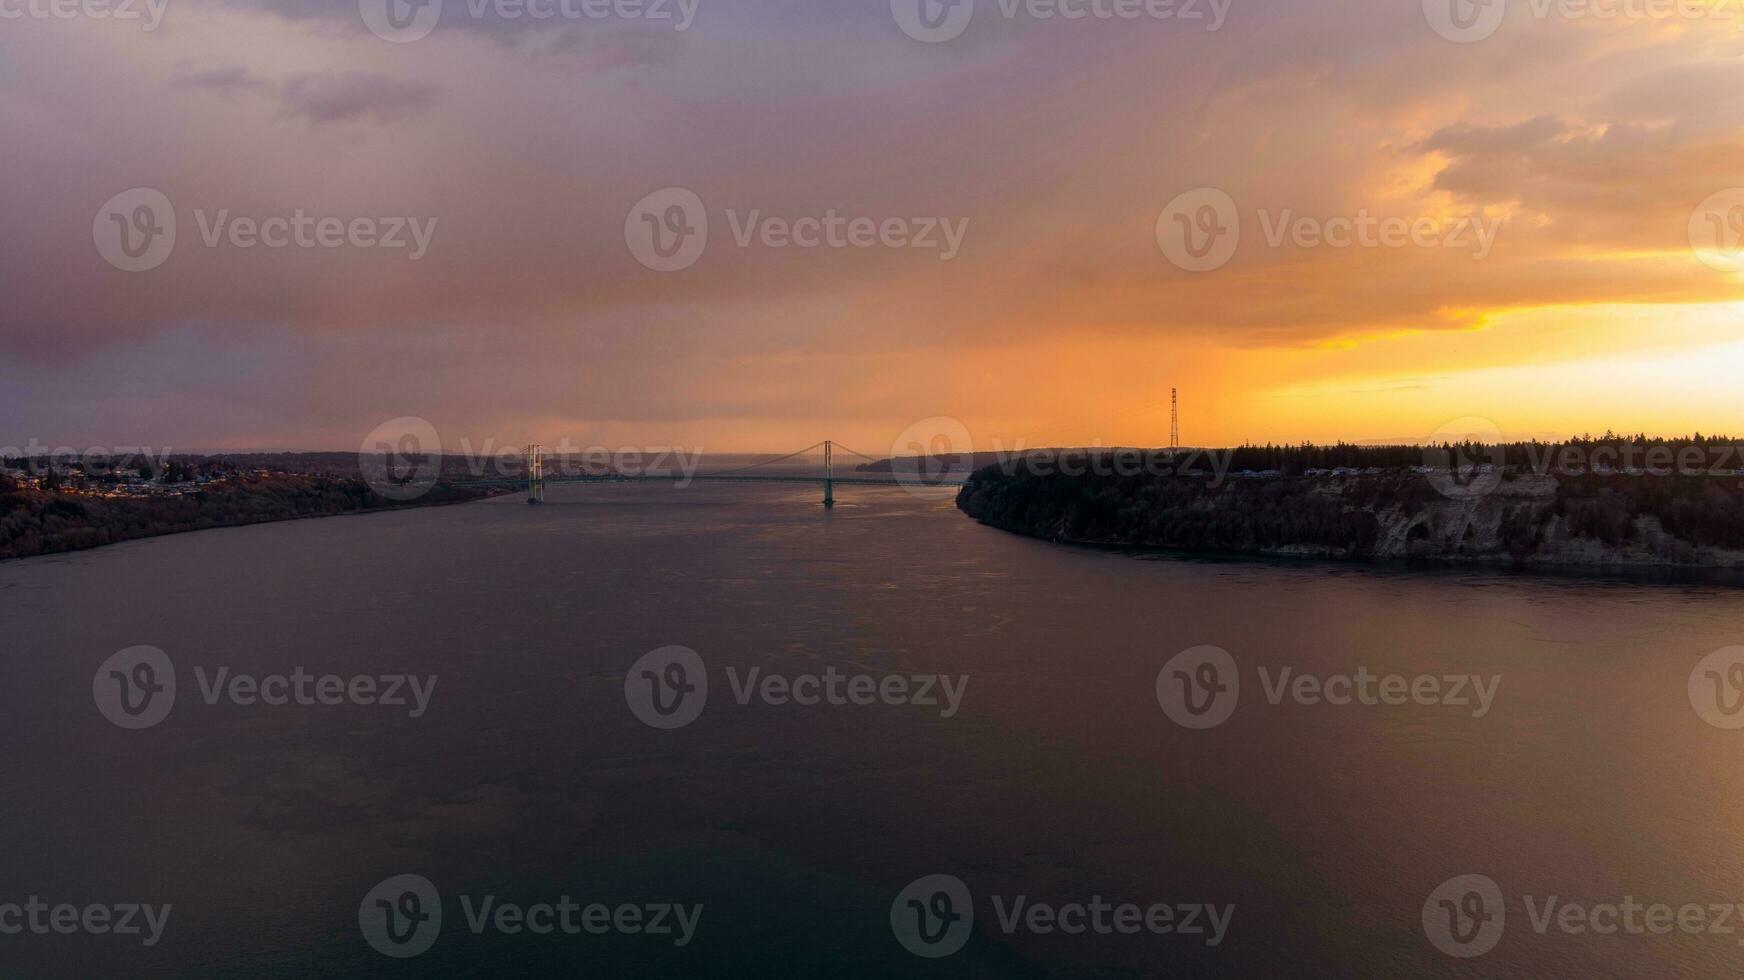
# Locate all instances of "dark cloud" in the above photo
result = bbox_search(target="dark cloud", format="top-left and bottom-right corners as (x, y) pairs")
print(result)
(6, 0), (1744, 447)
(1419, 116), (1567, 156)
(173, 66), (273, 96)
(277, 71), (442, 125)
(175, 67), (441, 125)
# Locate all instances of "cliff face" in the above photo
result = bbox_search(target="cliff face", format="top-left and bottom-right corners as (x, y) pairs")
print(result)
(955, 465), (1744, 568)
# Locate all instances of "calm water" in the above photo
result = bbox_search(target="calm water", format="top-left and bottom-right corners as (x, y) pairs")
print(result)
(4, 482), (1744, 977)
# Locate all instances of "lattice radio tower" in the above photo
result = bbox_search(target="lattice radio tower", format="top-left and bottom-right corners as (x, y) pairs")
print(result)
(1170, 388), (1179, 449)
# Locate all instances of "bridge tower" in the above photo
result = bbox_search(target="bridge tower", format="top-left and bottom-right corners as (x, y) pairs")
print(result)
(526, 444), (545, 504)
(823, 440), (834, 508)
(1170, 388), (1179, 450)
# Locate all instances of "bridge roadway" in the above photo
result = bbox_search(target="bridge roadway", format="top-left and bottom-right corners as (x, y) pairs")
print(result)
(448, 473), (966, 488)
(447, 440), (966, 506)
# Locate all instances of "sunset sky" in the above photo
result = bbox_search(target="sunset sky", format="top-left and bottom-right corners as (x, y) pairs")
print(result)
(5, 0), (1744, 454)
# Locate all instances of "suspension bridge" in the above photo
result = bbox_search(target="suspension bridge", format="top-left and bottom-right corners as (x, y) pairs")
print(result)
(449, 441), (968, 507)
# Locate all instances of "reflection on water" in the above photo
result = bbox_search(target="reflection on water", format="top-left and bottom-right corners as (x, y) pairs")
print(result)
(4, 482), (1744, 977)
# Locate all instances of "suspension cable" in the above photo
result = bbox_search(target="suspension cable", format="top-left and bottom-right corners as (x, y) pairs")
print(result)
(694, 442), (828, 477)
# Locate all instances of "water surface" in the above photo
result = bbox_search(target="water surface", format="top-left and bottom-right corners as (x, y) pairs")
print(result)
(3, 482), (1742, 976)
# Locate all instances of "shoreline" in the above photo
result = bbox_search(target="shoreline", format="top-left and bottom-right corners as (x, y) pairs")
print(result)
(970, 517), (1744, 587)
(955, 463), (1744, 584)
(0, 485), (517, 564)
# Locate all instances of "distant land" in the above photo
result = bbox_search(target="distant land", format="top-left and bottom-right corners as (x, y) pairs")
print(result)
(14, 438), (1744, 569)
(0, 452), (512, 561)
(955, 438), (1744, 570)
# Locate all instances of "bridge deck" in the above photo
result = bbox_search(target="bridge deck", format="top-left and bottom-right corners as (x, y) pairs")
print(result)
(446, 474), (966, 488)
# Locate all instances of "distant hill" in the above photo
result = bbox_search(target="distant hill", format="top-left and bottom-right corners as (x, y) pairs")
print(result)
(0, 471), (506, 561)
(956, 446), (1744, 569)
